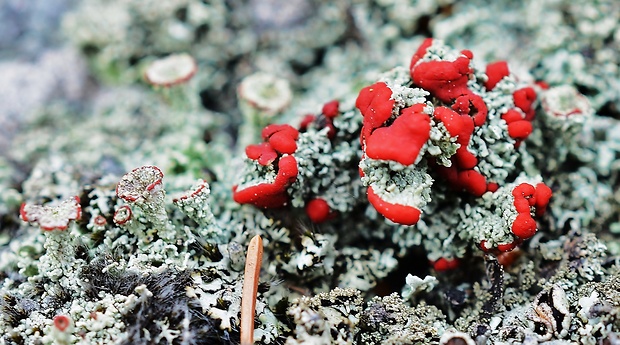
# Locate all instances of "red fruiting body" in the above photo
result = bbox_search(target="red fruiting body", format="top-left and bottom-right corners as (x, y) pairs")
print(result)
(365, 105), (431, 166)
(305, 198), (332, 223)
(434, 106), (464, 137)
(457, 169), (488, 197)
(513, 87), (537, 121)
(512, 213), (537, 239)
(408, 43), (499, 199)
(534, 183), (552, 216)
(322, 100), (340, 119)
(435, 94), (488, 174)
(356, 82), (395, 142)
(512, 183), (536, 213)
(461, 50), (473, 59)
(535, 81), (550, 90)
(497, 248), (523, 267)
(233, 155), (298, 208)
(501, 109), (524, 124)
(299, 114), (315, 131)
(502, 107), (534, 145)
(507, 120), (533, 141)
(367, 186), (421, 225)
(510, 183), (551, 240)
(485, 61), (510, 90)
(53, 315), (71, 332)
(247, 125), (299, 165)
(262, 123), (296, 140)
(246, 142), (278, 166)
(237, 123), (301, 208)
(453, 115), (477, 169)
(487, 182), (499, 193)
(409, 38), (433, 70)
(262, 124), (299, 154)
(452, 94), (488, 126)
(411, 55), (473, 103)
(432, 257), (459, 271)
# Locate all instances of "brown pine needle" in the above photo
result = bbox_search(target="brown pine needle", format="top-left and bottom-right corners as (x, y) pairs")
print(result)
(240, 235), (263, 345)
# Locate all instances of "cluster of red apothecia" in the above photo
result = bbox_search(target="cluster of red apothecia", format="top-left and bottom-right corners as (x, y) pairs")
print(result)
(234, 39), (553, 271)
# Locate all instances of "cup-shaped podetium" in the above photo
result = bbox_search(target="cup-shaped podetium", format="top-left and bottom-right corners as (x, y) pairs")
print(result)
(20, 196), (82, 232)
(116, 165), (168, 227)
(237, 72), (292, 148)
(144, 53), (198, 109)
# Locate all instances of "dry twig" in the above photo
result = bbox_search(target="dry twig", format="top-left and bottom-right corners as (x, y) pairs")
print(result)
(240, 235), (263, 345)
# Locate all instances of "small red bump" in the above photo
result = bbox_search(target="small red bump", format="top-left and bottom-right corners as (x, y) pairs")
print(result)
(513, 87), (537, 121)
(268, 131), (298, 154)
(512, 183), (535, 199)
(305, 198), (332, 223)
(507, 120), (533, 141)
(512, 183), (536, 213)
(322, 100), (340, 119)
(299, 114), (316, 131)
(497, 248), (523, 267)
(513, 198), (530, 213)
(458, 169), (487, 196)
(461, 50), (474, 59)
(433, 258), (459, 271)
(535, 81), (550, 90)
(485, 61), (510, 90)
(487, 182), (499, 192)
(501, 109), (524, 124)
(260, 124), (299, 154)
(274, 155), (298, 186)
(534, 183), (553, 216)
(512, 213), (537, 239)
(453, 115), (477, 169)
(262, 124), (298, 140)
